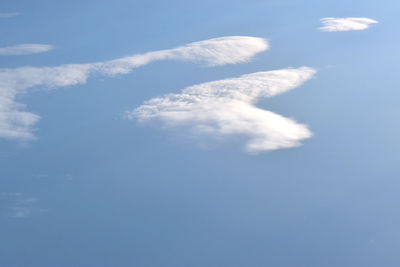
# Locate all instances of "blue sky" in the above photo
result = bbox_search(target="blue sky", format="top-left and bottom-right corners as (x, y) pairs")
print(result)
(1, 0), (400, 266)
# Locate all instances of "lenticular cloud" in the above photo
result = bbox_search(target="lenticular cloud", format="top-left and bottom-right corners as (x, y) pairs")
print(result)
(319, 17), (378, 32)
(0, 36), (268, 140)
(129, 67), (316, 153)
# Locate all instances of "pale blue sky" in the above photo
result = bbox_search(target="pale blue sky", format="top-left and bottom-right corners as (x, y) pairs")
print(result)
(1, 0), (400, 266)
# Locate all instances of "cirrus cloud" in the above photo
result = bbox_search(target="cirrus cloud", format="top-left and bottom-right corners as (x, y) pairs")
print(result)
(0, 192), (43, 219)
(128, 67), (316, 154)
(0, 36), (268, 140)
(0, 44), (54, 56)
(319, 17), (378, 32)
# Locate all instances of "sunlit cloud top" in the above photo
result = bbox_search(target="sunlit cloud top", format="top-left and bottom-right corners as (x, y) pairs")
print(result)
(0, 36), (268, 140)
(130, 67), (316, 153)
(319, 17), (378, 32)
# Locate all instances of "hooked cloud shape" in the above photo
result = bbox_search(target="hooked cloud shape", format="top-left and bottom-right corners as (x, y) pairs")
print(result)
(0, 44), (54, 56)
(319, 17), (378, 32)
(128, 67), (316, 154)
(0, 36), (268, 140)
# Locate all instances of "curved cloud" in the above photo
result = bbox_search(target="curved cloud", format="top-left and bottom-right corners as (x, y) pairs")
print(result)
(96, 36), (268, 75)
(129, 67), (316, 154)
(319, 17), (378, 32)
(0, 36), (268, 140)
(0, 44), (54, 56)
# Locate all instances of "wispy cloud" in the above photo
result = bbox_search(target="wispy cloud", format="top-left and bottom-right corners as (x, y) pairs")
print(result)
(0, 12), (22, 18)
(0, 192), (43, 218)
(0, 36), (268, 140)
(128, 67), (316, 154)
(0, 44), (54, 56)
(319, 17), (378, 32)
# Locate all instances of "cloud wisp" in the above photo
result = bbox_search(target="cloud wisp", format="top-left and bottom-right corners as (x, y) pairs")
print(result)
(128, 67), (316, 154)
(319, 17), (378, 32)
(0, 44), (54, 56)
(0, 192), (43, 218)
(0, 12), (22, 18)
(0, 36), (268, 140)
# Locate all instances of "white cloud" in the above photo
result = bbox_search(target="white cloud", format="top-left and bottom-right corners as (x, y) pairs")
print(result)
(0, 36), (268, 140)
(0, 12), (22, 18)
(319, 17), (378, 32)
(95, 36), (268, 75)
(128, 67), (316, 154)
(0, 44), (54, 56)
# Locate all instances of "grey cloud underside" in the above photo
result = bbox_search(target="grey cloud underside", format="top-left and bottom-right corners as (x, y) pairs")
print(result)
(129, 67), (316, 153)
(0, 36), (268, 140)
(319, 17), (378, 32)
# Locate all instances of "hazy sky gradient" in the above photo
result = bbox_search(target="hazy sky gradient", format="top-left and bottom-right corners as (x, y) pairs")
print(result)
(1, 0), (400, 267)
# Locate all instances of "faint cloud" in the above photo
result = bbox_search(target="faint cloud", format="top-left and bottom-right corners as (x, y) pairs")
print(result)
(319, 17), (378, 32)
(128, 67), (316, 154)
(22, 197), (38, 204)
(0, 12), (22, 18)
(0, 192), (22, 197)
(0, 36), (268, 140)
(0, 44), (54, 56)
(11, 207), (32, 218)
(32, 173), (75, 181)
(0, 192), (44, 219)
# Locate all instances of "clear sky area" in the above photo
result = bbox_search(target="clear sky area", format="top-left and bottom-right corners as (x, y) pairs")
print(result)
(1, 0), (399, 266)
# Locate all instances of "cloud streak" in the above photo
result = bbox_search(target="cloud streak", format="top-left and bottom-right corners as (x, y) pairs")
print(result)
(0, 12), (22, 18)
(319, 17), (378, 32)
(128, 67), (316, 153)
(0, 44), (54, 56)
(0, 192), (42, 218)
(0, 36), (268, 140)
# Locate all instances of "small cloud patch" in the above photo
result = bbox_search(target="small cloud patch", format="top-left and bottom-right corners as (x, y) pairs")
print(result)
(0, 44), (54, 56)
(319, 17), (378, 32)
